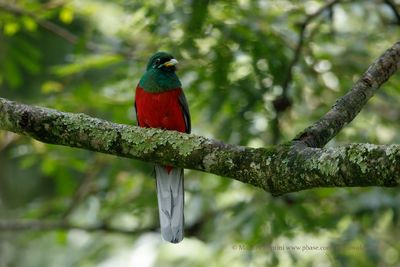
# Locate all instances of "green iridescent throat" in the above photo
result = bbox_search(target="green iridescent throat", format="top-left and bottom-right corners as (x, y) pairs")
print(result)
(139, 68), (181, 92)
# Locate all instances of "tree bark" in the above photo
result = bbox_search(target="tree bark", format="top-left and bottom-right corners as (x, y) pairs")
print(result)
(295, 41), (400, 148)
(1, 41), (400, 196)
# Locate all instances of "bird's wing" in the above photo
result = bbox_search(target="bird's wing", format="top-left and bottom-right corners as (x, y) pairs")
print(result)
(178, 90), (191, 134)
(134, 100), (139, 126)
(134, 83), (141, 126)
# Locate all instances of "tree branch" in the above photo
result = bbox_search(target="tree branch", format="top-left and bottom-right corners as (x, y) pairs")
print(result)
(0, 219), (156, 235)
(294, 41), (400, 148)
(0, 42), (400, 195)
(0, 97), (399, 196)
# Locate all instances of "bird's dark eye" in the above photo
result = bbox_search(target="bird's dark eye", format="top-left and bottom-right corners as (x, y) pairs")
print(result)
(153, 58), (161, 68)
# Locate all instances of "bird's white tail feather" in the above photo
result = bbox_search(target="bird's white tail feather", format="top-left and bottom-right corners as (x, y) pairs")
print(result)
(155, 165), (184, 243)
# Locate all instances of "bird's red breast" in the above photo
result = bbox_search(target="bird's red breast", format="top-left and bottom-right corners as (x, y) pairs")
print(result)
(135, 85), (187, 133)
(135, 85), (188, 173)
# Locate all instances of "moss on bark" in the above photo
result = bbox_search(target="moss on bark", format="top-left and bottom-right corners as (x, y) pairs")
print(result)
(1, 97), (400, 196)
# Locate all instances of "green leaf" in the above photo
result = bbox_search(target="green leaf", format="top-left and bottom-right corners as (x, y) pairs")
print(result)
(51, 54), (123, 77)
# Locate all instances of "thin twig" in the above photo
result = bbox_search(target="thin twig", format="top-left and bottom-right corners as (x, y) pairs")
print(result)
(0, 1), (97, 50)
(0, 2), (138, 58)
(0, 219), (157, 235)
(0, 202), (250, 240)
(383, 0), (400, 25)
(61, 159), (101, 220)
(271, 0), (340, 144)
(281, 0), (340, 97)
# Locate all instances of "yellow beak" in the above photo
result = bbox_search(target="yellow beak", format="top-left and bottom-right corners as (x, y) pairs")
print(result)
(163, 58), (179, 67)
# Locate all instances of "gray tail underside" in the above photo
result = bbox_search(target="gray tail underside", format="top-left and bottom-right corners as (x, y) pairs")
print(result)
(155, 165), (184, 243)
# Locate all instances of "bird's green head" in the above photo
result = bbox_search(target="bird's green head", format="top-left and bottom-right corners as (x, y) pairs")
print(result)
(146, 51), (179, 72)
(139, 52), (181, 92)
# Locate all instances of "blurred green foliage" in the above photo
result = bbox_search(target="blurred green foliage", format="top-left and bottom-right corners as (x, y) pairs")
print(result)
(0, 0), (400, 266)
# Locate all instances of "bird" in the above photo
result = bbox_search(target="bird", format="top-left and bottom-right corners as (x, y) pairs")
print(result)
(134, 52), (191, 243)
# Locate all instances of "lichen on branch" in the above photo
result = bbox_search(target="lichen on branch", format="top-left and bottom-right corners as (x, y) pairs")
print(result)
(295, 41), (400, 148)
(1, 41), (400, 195)
(1, 97), (400, 196)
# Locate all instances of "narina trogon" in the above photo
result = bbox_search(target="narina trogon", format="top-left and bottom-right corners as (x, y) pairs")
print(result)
(134, 52), (191, 243)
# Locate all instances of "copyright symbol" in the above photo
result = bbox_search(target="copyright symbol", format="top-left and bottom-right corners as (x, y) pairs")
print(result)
(232, 244), (237, 250)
